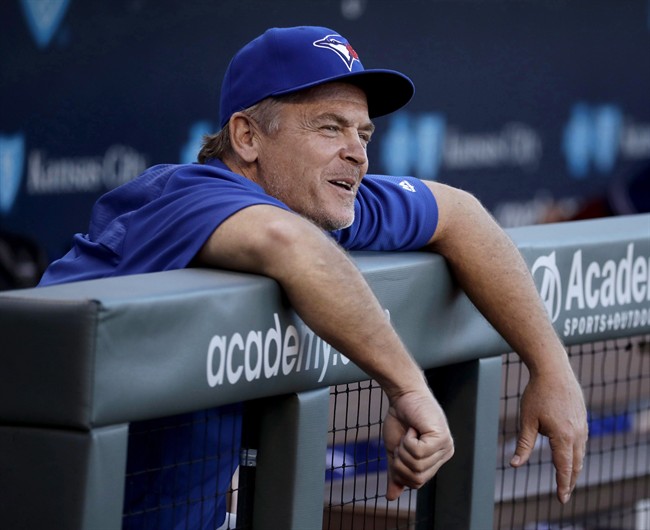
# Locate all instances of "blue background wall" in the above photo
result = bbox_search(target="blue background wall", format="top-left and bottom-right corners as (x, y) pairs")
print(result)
(2, 0), (649, 262)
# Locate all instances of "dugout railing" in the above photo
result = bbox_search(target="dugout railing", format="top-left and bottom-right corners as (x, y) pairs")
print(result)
(0, 214), (648, 530)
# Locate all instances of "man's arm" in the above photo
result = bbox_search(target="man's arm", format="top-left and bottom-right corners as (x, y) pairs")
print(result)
(423, 181), (588, 504)
(195, 204), (454, 500)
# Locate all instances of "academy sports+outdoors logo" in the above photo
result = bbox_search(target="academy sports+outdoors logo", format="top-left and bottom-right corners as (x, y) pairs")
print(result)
(206, 313), (351, 387)
(206, 308), (392, 387)
(532, 244), (650, 338)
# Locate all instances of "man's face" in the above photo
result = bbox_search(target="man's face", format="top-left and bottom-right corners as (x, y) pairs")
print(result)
(254, 83), (374, 231)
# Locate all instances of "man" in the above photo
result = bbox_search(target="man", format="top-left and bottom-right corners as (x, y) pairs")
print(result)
(40, 26), (587, 528)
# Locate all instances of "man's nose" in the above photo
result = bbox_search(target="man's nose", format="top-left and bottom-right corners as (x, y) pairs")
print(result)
(341, 133), (368, 166)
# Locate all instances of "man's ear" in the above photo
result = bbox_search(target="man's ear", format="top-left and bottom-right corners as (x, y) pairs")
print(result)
(229, 113), (260, 163)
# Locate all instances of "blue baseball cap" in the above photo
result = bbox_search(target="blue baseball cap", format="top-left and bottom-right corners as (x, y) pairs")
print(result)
(219, 26), (415, 128)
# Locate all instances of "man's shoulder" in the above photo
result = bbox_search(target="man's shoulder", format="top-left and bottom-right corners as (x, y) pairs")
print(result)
(360, 174), (432, 198)
(167, 160), (258, 188)
(129, 161), (256, 194)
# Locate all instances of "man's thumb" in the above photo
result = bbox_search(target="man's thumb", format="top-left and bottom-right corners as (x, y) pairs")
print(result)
(511, 427), (538, 468)
(386, 478), (405, 501)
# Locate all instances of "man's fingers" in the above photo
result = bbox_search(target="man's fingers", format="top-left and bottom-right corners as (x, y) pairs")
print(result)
(510, 425), (587, 504)
(512, 369), (588, 504)
(387, 428), (454, 491)
(571, 438), (586, 490)
(398, 436), (452, 472)
(549, 437), (576, 504)
(550, 434), (587, 504)
(382, 391), (454, 500)
(511, 424), (538, 468)
(389, 450), (450, 491)
(385, 476), (405, 501)
(385, 445), (406, 501)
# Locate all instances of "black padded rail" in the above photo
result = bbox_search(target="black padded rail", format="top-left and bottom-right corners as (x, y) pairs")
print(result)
(0, 215), (648, 431)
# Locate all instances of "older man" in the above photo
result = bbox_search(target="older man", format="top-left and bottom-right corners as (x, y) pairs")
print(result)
(40, 26), (587, 529)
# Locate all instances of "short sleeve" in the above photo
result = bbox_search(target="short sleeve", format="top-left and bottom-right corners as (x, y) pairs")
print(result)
(40, 163), (293, 285)
(331, 175), (438, 251)
(115, 166), (292, 275)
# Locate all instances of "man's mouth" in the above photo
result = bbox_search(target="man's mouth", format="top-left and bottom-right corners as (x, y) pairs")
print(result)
(329, 179), (354, 192)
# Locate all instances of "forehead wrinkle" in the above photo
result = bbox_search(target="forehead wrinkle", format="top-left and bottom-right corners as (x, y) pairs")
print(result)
(281, 82), (373, 131)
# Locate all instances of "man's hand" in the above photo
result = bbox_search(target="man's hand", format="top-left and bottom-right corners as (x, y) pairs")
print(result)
(382, 389), (454, 500)
(510, 368), (588, 504)
(198, 204), (458, 497)
(423, 181), (589, 504)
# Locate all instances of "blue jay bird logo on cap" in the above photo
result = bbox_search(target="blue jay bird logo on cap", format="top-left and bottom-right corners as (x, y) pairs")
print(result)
(313, 34), (360, 71)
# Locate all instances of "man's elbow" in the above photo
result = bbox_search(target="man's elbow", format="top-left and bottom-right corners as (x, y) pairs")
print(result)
(426, 183), (494, 251)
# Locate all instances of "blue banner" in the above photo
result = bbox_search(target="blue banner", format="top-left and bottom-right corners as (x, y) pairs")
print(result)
(2, 0), (649, 264)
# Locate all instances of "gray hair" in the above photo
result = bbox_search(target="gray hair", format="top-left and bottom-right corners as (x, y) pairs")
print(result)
(198, 94), (304, 163)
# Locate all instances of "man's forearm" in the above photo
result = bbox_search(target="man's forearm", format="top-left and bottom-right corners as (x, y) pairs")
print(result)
(197, 204), (428, 398)
(426, 182), (587, 503)
(426, 183), (569, 374)
(197, 203), (455, 495)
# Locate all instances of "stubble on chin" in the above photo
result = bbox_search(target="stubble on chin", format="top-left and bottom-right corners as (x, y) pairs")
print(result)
(306, 205), (356, 232)
(261, 172), (357, 231)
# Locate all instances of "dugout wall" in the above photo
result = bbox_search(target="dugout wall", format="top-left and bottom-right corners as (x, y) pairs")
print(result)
(0, 214), (648, 529)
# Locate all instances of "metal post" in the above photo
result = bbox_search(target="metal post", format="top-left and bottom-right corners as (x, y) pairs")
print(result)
(417, 356), (502, 530)
(251, 387), (331, 530)
(236, 399), (263, 529)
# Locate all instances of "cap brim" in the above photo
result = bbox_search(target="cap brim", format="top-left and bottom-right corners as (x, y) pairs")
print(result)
(271, 68), (414, 119)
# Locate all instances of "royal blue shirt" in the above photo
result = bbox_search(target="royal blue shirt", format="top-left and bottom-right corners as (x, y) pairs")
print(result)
(40, 159), (438, 286)
(38, 159), (439, 530)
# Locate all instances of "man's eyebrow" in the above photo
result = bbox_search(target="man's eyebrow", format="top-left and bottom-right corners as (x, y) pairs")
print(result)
(315, 112), (375, 134)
